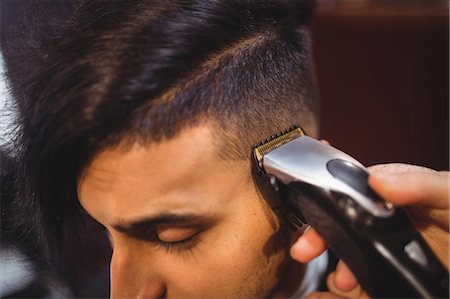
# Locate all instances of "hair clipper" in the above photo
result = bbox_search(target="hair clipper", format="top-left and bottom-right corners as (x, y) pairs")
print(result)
(253, 126), (449, 298)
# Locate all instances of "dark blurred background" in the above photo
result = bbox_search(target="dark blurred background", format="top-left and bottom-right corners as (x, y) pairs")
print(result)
(312, 0), (449, 171)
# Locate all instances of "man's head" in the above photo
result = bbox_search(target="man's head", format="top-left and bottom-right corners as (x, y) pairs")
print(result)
(78, 125), (296, 297)
(15, 0), (318, 297)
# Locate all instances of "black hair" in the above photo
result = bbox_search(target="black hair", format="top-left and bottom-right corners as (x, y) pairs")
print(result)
(6, 0), (317, 284)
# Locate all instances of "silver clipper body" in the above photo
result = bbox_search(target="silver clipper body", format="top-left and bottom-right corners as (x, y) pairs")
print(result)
(253, 126), (449, 298)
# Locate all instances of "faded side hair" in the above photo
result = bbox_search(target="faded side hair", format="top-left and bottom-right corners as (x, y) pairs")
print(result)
(7, 0), (318, 282)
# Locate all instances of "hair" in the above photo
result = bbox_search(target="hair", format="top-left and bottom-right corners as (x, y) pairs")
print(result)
(6, 0), (318, 286)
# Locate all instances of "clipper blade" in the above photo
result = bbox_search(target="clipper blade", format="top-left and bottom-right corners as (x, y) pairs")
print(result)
(285, 209), (305, 229)
(253, 125), (305, 171)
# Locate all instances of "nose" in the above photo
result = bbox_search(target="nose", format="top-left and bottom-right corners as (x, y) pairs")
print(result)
(110, 247), (166, 298)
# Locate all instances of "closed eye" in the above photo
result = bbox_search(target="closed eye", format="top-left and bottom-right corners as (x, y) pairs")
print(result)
(153, 227), (201, 253)
(156, 226), (199, 243)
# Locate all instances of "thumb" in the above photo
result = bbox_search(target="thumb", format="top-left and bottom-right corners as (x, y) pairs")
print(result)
(368, 169), (449, 210)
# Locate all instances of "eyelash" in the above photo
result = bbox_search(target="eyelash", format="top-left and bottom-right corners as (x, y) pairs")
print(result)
(152, 232), (200, 254)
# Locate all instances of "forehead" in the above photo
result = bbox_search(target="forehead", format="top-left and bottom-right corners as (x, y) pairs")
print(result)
(78, 124), (250, 223)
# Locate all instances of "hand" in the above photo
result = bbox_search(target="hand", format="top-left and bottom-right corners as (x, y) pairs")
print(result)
(290, 163), (450, 298)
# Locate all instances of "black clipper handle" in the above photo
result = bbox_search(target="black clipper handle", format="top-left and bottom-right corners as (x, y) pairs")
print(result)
(285, 181), (449, 298)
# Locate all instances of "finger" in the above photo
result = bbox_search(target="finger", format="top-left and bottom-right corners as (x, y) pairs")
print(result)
(368, 163), (435, 175)
(326, 272), (369, 299)
(369, 170), (449, 209)
(334, 260), (358, 292)
(290, 228), (328, 263)
(306, 291), (343, 299)
(320, 139), (330, 145)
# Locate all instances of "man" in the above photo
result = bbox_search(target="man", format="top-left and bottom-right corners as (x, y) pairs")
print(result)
(10, 1), (322, 297)
(4, 0), (448, 298)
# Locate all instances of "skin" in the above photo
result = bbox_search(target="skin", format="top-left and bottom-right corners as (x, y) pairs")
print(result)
(78, 124), (308, 298)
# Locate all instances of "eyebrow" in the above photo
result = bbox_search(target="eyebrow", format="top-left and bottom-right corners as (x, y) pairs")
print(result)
(112, 213), (215, 234)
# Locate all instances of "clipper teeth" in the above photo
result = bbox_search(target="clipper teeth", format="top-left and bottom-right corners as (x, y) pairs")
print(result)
(254, 125), (305, 170)
(285, 209), (305, 229)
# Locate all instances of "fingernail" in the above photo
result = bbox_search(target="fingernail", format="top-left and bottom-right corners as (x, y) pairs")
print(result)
(290, 238), (310, 262)
(293, 237), (308, 251)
